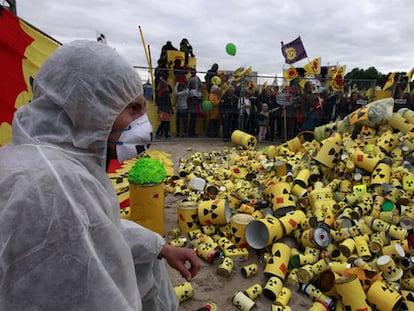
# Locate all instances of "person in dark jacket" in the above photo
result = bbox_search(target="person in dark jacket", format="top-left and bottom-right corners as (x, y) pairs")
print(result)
(154, 58), (169, 90)
(156, 80), (173, 139)
(173, 59), (188, 85)
(179, 38), (195, 66)
(159, 40), (177, 64)
(300, 81), (319, 131)
(220, 86), (239, 141)
(205, 63), (219, 93)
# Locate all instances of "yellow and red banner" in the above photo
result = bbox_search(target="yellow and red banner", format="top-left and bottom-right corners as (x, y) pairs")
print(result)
(283, 66), (298, 83)
(404, 67), (414, 93)
(382, 72), (396, 91)
(329, 65), (346, 92)
(303, 57), (321, 76)
(0, 6), (60, 146)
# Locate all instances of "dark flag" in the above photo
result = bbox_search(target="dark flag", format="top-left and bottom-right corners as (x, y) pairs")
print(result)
(281, 36), (307, 64)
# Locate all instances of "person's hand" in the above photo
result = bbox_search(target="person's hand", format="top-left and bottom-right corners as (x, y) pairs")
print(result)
(159, 243), (200, 281)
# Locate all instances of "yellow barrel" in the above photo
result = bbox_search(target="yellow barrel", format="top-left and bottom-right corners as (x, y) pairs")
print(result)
(177, 201), (200, 234)
(129, 182), (165, 236)
(231, 130), (257, 149)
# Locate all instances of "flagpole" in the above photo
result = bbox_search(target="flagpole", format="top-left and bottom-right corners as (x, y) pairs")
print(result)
(283, 106), (287, 142)
(138, 25), (154, 100)
(147, 44), (155, 101)
(298, 34), (311, 72)
(138, 26), (150, 67)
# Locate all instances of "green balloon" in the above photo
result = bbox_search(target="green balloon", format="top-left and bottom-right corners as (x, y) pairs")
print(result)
(225, 42), (236, 56)
(201, 100), (213, 111)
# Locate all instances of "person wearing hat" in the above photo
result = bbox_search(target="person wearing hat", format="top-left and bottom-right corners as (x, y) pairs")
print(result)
(0, 40), (200, 311)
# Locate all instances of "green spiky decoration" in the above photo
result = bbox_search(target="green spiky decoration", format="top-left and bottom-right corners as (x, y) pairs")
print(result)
(128, 157), (166, 185)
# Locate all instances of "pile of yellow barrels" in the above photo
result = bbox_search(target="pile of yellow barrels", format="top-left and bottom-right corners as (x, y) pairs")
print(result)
(168, 98), (414, 311)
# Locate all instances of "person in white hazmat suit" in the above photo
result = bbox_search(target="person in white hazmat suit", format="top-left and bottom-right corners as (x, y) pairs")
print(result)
(0, 40), (200, 311)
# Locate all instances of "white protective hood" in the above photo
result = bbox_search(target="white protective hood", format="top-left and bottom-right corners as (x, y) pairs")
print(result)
(0, 41), (174, 310)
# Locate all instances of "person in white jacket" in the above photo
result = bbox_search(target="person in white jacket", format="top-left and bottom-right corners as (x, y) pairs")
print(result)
(0, 40), (200, 311)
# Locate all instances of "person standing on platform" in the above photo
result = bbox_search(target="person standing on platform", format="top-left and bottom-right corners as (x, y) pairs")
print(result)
(159, 40), (178, 64)
(179, 38), (195, 66)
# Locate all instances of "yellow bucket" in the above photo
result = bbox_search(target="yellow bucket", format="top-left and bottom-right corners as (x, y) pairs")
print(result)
(229, 213), (255, 248)
(335, 275), (371, 311)
(245, 216), (284, 249)
(177, 201), (200, 234)
(174, 281), (194, 303)
(388, 113), (414, 134)
(367, 280), (403, 311)
(198, 199), (231, 225)
(313, 140), (342, 169)
(264, 242), (291, 280)
(231, 130), (257, 149)
(129, 182), (165, 236)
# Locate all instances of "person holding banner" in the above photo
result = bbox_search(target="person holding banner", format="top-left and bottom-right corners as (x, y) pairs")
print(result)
(0, 40), (199, 311)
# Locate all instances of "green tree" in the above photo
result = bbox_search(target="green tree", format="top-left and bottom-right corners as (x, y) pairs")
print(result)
(345, 67), (406, 88)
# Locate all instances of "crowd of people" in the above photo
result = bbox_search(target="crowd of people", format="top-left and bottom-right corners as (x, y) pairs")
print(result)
(153, 39), (414, 143)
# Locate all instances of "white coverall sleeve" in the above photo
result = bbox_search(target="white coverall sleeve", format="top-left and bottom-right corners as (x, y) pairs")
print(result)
(120, 220), (179, 311)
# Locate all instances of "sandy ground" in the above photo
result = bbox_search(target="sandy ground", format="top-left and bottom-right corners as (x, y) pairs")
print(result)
(150, 136), (313, 311)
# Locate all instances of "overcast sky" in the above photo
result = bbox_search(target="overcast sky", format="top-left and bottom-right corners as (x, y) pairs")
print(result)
(16, 0), (414, 84)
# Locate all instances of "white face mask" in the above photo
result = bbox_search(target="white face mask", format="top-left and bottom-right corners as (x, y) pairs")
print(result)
(115, 113), (153, 162)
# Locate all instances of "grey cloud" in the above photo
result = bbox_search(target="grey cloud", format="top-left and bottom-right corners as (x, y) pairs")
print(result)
(16, 0), (414, 83)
